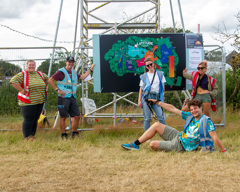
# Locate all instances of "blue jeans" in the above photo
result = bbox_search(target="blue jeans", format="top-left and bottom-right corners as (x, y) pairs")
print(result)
(142, 94), (166, 131)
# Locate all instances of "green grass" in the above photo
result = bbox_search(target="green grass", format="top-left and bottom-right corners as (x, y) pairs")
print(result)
(0, 120), (239, 152)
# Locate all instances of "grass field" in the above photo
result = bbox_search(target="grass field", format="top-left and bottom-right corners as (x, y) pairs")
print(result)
(0, 109), (240, 192)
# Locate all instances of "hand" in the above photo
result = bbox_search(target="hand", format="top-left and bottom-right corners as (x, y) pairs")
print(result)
(58, 90), (65, 97)
(182, 68), (187, 74)
(148, 99), (157, 104)
(20, 89), (26, 94)
(222, 148), (227, 153)
(90, 64), (95, 71)
(138, 100), (143, 108)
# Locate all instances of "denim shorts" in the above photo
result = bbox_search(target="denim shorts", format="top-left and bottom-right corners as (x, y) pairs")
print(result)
(158, 125), (185, 152)
(195, 93), (211, 103)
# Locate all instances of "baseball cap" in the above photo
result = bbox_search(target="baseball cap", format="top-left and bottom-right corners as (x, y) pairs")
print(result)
(66, 56), (75, 62)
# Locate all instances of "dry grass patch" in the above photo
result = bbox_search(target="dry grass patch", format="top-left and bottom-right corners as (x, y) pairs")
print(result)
(0, 122), (240, 192)
(0, 109), (239, 191)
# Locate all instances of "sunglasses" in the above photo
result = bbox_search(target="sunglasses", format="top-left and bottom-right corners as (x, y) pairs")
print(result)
(197, 67), (205, 70)
(146, 63), (153, 67)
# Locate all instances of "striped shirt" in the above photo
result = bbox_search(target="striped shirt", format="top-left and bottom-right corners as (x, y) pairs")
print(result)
(10, 71), (49, 106)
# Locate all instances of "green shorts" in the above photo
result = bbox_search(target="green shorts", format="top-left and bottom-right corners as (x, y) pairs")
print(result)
(159, 125), (185, 152)
(195, 93), (211, 103)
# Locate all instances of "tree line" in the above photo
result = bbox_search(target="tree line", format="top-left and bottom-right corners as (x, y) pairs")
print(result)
(0, 67), (237, 116)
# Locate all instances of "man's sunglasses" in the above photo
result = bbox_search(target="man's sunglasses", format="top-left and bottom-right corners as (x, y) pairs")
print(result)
(197, 67), (205, 70)
(146, 63), (153, 67)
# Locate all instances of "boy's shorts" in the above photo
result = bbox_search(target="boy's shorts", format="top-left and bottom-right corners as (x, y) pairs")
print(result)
(159, 125), (185, 152)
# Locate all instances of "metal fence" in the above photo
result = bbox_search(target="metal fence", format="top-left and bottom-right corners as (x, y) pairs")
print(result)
(0, 46), (69, 70)
(0, 45), (226, 128)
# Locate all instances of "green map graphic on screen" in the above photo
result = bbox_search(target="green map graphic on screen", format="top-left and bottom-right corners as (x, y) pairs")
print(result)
(104, 36), (182, 86)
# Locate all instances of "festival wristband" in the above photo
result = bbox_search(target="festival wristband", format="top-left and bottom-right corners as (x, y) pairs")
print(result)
(221, 148), (227, 153)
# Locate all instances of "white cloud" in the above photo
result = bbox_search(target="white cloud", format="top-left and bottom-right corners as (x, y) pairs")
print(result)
(0, 0), (239, 57)
(0, 0), (51, 20)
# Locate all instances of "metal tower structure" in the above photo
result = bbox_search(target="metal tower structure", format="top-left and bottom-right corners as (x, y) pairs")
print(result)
(72, 0), (186, 117)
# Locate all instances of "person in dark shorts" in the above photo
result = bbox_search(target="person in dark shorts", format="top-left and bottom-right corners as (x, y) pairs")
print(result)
(48, 56), (95, 139)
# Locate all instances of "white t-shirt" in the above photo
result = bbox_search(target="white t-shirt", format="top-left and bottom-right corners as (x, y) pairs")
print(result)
(139, 72), (166, 93)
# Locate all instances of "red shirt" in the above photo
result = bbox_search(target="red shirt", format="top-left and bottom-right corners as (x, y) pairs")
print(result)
(52, 68), (81, 81)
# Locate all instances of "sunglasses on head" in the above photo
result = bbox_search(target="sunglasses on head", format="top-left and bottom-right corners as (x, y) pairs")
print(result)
(146, 63), (153, 67)
(197, 67), (205, 70)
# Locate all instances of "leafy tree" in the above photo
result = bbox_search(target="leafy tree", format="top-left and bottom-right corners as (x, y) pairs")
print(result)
(37, 59), (66, 76)
(226, 68), (240, 109)
(204, 50), (222, 61)
(161, 27), (192, 33)
(213, 11), (240, 110)
(37, 49), (69, 76)
(0, 61), (21, 77)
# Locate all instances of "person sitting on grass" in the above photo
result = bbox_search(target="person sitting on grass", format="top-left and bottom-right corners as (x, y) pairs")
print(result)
(121, 99), (227, 153)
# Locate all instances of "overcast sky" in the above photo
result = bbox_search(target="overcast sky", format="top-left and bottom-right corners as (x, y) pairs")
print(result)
(0, 0), (239, 64)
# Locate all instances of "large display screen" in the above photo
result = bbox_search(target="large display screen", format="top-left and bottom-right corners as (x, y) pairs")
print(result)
(93, 33), (195, 93)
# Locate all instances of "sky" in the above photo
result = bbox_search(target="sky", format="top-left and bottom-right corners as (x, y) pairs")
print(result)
(0, 0), (239, 66)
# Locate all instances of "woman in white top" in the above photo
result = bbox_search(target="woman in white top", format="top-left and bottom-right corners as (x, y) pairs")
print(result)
(138, 57), (166, 131)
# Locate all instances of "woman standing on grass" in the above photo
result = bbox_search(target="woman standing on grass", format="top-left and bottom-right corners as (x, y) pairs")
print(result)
(182, 60), (218, 117)
(10, 60), (48, 140)
(138, 57), (166, 132)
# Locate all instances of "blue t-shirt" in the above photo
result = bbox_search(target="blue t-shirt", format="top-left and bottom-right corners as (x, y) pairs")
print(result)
(179, 111), (215, 151)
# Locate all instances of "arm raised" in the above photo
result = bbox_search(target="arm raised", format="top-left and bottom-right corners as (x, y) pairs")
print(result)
(80, 64), (95, 80)
(148, 99), (182, 116)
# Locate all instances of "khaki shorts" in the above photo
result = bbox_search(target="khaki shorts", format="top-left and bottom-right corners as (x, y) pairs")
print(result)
(195, 93), (211, 103)
(159, 125), (185, 152)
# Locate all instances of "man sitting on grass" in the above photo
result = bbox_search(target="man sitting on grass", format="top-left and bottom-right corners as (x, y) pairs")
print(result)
(121, 99), (227, 153)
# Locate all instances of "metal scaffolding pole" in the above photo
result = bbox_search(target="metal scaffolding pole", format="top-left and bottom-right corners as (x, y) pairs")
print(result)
(76, 0), (187, 126)
(73, 0), (80, 57)
(177, 0), (185, 33)
(48, 0), (64, 77)
(169, 0), (176, 32)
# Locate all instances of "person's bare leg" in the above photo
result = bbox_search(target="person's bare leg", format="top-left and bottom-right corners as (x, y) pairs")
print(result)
(72, 116), (80, 132)
(149, 140), (161, 150)
(202, 102), (211, 117)
(138, 122), (165, 143)
(59, 117), (67, 133)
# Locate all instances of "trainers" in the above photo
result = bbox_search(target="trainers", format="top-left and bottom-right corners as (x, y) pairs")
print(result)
(61, 133), (68, 140)
(72, 131), (79, 138)
(121, 141), (139, 150)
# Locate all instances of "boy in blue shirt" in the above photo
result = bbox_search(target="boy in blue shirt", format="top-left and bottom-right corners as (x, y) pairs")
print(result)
(121, 99), (227, 153)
